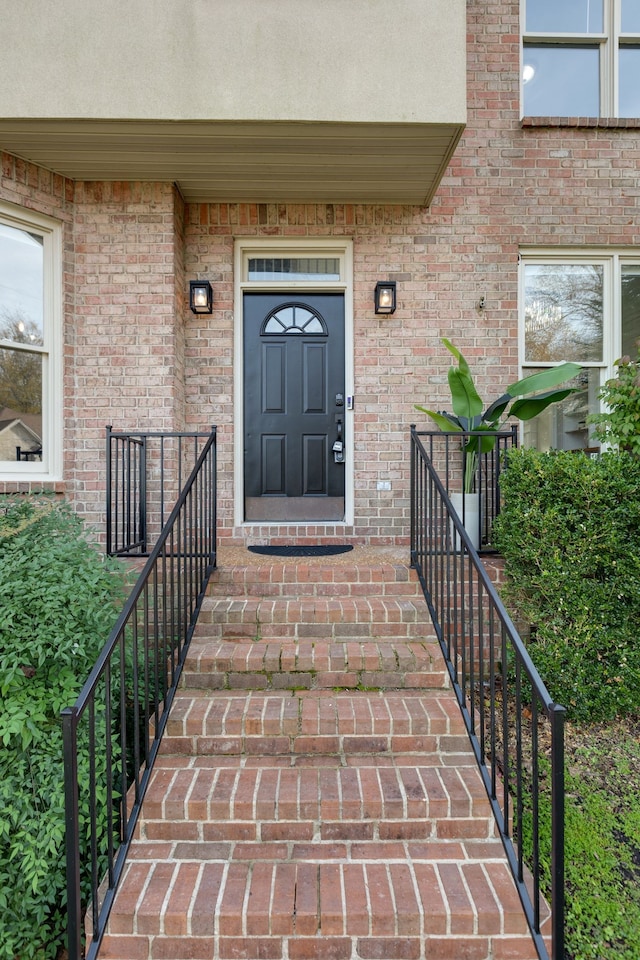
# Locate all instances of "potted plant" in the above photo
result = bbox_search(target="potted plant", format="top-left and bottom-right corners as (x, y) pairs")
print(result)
(415, 338), (581, 547)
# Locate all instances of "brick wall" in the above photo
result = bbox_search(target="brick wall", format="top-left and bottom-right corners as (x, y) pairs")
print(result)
(70, 181), (186, 526)
(2, 1), (640, 543)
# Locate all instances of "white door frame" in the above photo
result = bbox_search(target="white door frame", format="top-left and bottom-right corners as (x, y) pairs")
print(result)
(233, 237), (354, 528)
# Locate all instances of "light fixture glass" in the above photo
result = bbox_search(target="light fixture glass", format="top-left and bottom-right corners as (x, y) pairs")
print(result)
(374, 281), (397, 315)
(189, 280), (213, 314)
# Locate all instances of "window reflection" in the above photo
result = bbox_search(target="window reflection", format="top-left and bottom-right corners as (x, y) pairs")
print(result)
(621, 266), (640, 357)
(621, 0), (640, 33)
(0, 222), (45, 463)
(525, 0), (603, 34)
(524, 264), (604, 363)
(619, 47), (640, 117)
(0, 224), (44, 344)
(248, 258), (340, 281)
(523, 368), (600, 452)
(523, 45), (599, 116)
(0, 346), (43, 462)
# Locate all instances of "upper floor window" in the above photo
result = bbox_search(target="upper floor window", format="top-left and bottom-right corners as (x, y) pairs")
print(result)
(0, 203), (62, 478)
(522, 0), (640, 118)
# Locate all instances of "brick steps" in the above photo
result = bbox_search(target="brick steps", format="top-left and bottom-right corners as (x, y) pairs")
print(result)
(97, 552), (541, 960)
(137, 756), (496, 844)
(162, 691), (464, 757)
(180, 640), (448, 692)
(101, 849), (534, 960)
(198, 596), (432, 640)
(207, 561), (422, 598)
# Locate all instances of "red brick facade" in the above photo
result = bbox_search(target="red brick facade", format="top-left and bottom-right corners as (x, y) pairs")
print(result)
(2, 2), (639, 544)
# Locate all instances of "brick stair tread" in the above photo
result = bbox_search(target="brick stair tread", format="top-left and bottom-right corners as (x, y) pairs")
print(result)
(199, 595), (432, 622)
(166, 691), (464, 737)
(139, 754), (494, 821)
(207, 559), (423, 598)
(181, 638), (446, 689)
(162, 691), (469, 755)
(102, 851), (539, 958)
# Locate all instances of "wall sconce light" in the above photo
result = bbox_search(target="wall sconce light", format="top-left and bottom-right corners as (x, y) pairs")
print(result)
(374, 281), (397, 315)
(189, 280), (213, 314)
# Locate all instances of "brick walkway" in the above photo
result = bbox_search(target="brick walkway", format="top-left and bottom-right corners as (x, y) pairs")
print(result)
(97, 549), (544, 960)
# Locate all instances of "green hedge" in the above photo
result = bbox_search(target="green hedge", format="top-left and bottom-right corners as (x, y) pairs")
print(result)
(0, 497), (129, 959)
(493, 449), (640, 722)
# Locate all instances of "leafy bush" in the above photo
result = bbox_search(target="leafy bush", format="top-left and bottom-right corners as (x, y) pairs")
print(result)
(526, 730), (640, 960)
(493, 449), (640, 721)
(588, 349), (640, 456)
(0, 497), (129, 959)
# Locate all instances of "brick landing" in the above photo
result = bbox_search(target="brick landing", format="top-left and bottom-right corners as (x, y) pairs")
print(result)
(97, 549), (543, 960)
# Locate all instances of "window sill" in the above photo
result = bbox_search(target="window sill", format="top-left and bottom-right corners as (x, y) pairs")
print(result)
(522, 116), (640, 129)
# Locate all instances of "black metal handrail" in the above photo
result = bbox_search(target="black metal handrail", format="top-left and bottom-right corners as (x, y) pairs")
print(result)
(62, 426), (217, 960)
(410, 426), (565, 960)
(412, 425), (518, 551)
(106, 426), (212, 556)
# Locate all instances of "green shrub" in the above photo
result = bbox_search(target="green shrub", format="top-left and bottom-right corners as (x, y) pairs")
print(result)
(587, 350), (640, 456)
(525, 735), (640, 960)
(0, 498), (129, 959)
(493, 449), (640, 721)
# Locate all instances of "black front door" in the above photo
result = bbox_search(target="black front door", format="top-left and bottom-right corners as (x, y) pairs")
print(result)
(244, 292), (345, 522)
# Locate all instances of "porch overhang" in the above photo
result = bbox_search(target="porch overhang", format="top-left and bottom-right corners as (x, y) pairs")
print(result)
(0, 118), (463, 206)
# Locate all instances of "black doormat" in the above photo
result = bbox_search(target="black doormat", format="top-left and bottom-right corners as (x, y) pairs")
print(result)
(248, 544), (354, 558)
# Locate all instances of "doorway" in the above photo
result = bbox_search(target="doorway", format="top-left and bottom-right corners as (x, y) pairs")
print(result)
(243, 292), (345, 521)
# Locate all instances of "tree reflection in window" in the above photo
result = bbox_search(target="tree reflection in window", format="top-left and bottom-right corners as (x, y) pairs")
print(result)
(524, 264), (604, 363)
(0, 222), (44, 461)
(262, 304), (327, 335)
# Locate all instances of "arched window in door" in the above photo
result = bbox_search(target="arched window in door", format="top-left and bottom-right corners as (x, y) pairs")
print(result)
(262, 303), (327, 335)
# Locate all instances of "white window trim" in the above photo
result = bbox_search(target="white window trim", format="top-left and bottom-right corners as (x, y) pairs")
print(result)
(233, 237), (354, 528)
(0, 200), (63, 480)
(520, 0), (640, 118)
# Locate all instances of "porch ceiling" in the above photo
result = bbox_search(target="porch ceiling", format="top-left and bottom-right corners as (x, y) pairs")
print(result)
(0, 119), (463, 206)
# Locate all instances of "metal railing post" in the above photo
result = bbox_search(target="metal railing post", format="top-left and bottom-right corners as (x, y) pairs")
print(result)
(551, 703), (566, 960)
(105, 426), (113, 556)
(62, 706), (82, 960)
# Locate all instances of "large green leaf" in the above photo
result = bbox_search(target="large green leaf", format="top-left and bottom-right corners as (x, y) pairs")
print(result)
(507, 362), (582, 398)
(481, 393), (512, 426)
(457, 415), (483, 431)
(448, 367), (483, 420)
(464, 425), (501, 456)
(510, 388), (577, 421)
(442, 338), (473, 379)
(414, 407), (462, 431)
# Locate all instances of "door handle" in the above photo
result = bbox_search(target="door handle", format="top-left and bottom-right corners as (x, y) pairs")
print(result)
(333, 418), (345, 463)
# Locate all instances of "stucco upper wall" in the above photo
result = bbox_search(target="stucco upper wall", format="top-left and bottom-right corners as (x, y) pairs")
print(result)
(2, 0), (465, 125)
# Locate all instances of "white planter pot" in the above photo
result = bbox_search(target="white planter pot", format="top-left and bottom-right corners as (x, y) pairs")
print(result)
(450, 492), (481, 551)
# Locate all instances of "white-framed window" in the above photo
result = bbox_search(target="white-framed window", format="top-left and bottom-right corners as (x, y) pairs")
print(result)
(0, 202), (62, 478)
(521, 0), (640, 118)
(519, 251), (640, 451)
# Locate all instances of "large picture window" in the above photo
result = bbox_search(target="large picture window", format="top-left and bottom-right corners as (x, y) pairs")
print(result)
(520, 253), (640, 451)
(522, 0), (640, 118)
(0, 204), (62, 477)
